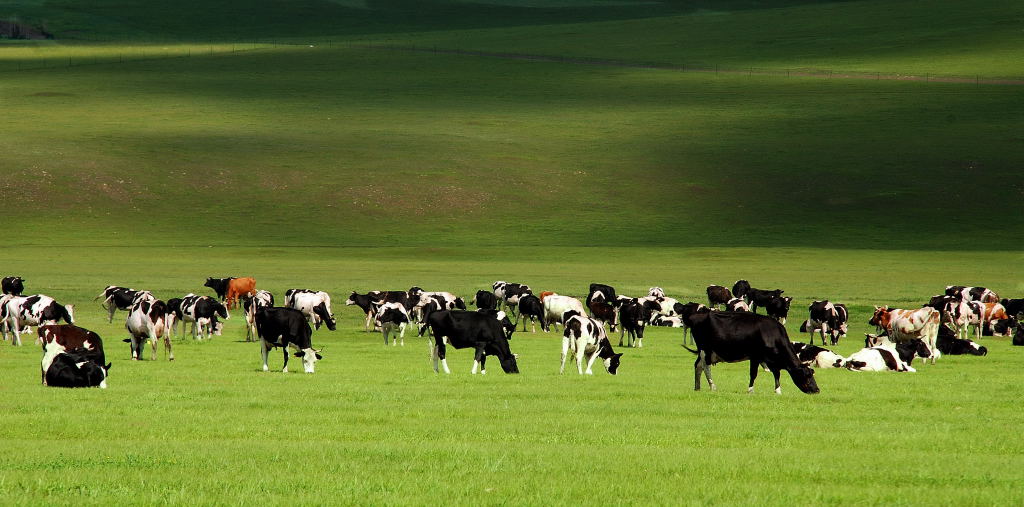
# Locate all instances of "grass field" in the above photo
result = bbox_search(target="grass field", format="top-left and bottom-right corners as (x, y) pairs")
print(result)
(2, 247), (1024, 503)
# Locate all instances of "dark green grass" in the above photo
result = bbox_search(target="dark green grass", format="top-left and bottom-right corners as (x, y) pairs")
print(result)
(1, 246), (1023, 504)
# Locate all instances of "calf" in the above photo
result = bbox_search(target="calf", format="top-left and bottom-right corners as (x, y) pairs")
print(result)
(560, 314), (622, 375)
(124, 299), (173, 361)
(38, 324), (106, 385)
(286, 289), (337, 331)
(725, 298), (750, 312)
(618, 300), (650, 348)
(543, 295), (586, 332)
(243, 290), (275, 341)
(376, 302), (410, 346)
(517, 294), (545, 332)
(683, 310), (819, 395)
(747, 288), (784, 313)
(425, 310), (519, 374)
(255, 307), (323, 373)
(43, 349), (110, 389)
(1, 294), (74, 346)
(790, 342), (845, 368)
(732, 280), (751, 301)
(706, 285), (732, 309)
(473, 290), (497, 310)
(2, 276), (25, 296)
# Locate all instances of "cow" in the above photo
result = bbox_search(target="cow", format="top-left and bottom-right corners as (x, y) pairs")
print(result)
(285, 289), (337, 331)
(560, 314), (622, 375)
(1014, 325), (1024, 346)
(224, 277), (256, 309)
(517, 294), (545, 332)
(868, 306), (940, 364)
(587, 299), (618, 332)
(43, 349), (110, 389)
(493, 282), (531, 316)
(1000, 298), (1024, 318)
(673, 302), (707, 344)
(747, 288), (784, 313)
(410, 291), (464, 323)
(732, 280), (751, 301)
(346, 291), (380, 331)
(255, 307), (323, 373)
(539, 291), (557, 301)
(961, 301), (1010, 340)
(542, 295), (586, 332)
(651, 315), (685, 328)
(937, 326), (988, 356)
(165, 298), (183, 337)
(37, 324), (105, 385)
(706, 285), (732, 309)
(806, 300), (849, 346)
(95, 286), (151, 323)
(179, 294), (229, 339)
(376, 302), (410, 346)
(648, 287), (666, 298)
(640, 296), (680, 319)
(725, 298), (750, 312)
(424, 310), (519, 374)
(415, 296), (461, 337)
(987, 318), (1017, 337)
(2, 276), (25, 296)
(1, 294), (74, 346)
(928, 295), (972, 339)
(473, 290), (497, 310)
(844, 340), (929, 372)
(586, 283), (617, 308)
(618, 299), (650, 348)
(765, 296), (793, 324)
(682, 310), (819, 394)
(124, 299), (173, 361)
(790, 342), (845, 368)
(204, 277), (235, 301)
(946, 285), (999, 303)
(242, 290), (275, 341)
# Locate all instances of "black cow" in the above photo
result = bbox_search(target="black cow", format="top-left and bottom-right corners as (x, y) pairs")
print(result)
(425, 310), (519, 374)
(204, 277), (236, 301)
(1014, 325), (1024, 346)
(682, 310), (819, 394)
(618, 300), (650, 348)
(747, 288), (784, 313)
(2, 276), (24, 296)
(587, 299), (618, 332)
(765, 296), (793, 324)
(936, 326), (988, 356)
(517, 294), (545, 332)
(255, 307), (323, 373)
(43, 349), (111, 389)
(706, 285), (732, 309)
(586, 283), (617, 307)
(473, 290), (497, 310)
(732, 280), (751, 301)
(346, 291), (380, 331)
(1001, 298), (1024, 318)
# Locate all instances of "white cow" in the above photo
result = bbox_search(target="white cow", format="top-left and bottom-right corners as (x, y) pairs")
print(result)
(543, 295), (585, 332)
(125, 298), (173, 361)
(286, 290), (337, 331)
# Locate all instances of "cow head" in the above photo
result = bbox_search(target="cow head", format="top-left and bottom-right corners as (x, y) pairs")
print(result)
(498, 350), (519, 374)
(292, 347), (323, 373)
(345, 292), (360, 305)
(312, 302), (337, 331)
(869, 306), (892, 330)
(864, 333), (892, 348)
(788, 365), (819, 394)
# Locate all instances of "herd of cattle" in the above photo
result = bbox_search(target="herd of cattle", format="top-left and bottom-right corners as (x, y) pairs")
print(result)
(2, 275), (1022, 393)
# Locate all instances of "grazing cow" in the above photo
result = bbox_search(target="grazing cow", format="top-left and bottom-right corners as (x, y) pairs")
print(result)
(517, 294), (545, 332)
(732, 280), (751, 301)
(95, 286), (152, 323)
(946, 285), (999, 303)
(255, 307), (323, 373)
(937, 326), (988, 356)
(376, 302), (410, 346)
(706, 285), (732, 309)
(747, 288), (784, 313)
(560, 314), (623, 375)
(410, 291), (464, 323)
(868, 306), (940, 364)
(1, 294), (74, 346)
(806, 300), (849, 346)
(673, 302), (708, 344)
(618, 300), (650, 348)
(223, 277), (256, 309)
(124, 299), (173, 361)
(542, 295), (586, 332)
(43, 349), (110, 389)
(346, 291), (381, 331)
(180, 294), (229, 339)
(425, 310), (519, 374)
(473, 290), (497, 310)
(648, 287), (665, 298)
(2, 276), (25, 295)
(765, 296), (793, 324)
(493, 282), (531, 315)
(790, 342), (845, 368)
(285, 289), (337, 331)
(204, 277), (235, 301)
(682, 310), (819, 394)
(587, 299), (618, 332)
(1000, 298), (1024, 318)
(586, 283), (617, 308)
(38, 324), (106, 385)
(243, 290), (275, 341)
(725, 298), (750, 312)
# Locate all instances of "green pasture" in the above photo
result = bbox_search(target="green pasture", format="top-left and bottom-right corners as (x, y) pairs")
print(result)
(1, 246), (1023, 504)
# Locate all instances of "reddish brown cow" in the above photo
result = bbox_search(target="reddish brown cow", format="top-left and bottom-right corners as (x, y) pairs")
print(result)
(588, 300), (619, 332)
(225, 277), (257, 309)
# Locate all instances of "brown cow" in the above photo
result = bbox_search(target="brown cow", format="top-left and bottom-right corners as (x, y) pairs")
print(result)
(225, 277), (257, 309)
(587, 299), (618, 332)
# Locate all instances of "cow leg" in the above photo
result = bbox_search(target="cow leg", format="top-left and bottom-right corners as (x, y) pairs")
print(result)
(693, 357), (703, 391)
(11, 323), (21, 347)
(584, 341), (601, 375)
(261, 340), (270, 372)
(150, 336), (158, 361)
(748, 360), (760, 394)
(471, 345), (485, 374)
(399, 323), (406, 346)
(479, 355), (487, 375)
(559, 336), (570, 374)
(438, 339), (450, 374)
(771, 368), (782, 394)
(281, 347), (289, 373)
(431, 342), (440, 373)
(164, 333), (174, 361)
(107, 304), (116, 324)
(699, 351), (716, 391)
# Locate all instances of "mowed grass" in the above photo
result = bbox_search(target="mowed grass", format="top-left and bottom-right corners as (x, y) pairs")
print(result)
(1, 246), (1023, 504)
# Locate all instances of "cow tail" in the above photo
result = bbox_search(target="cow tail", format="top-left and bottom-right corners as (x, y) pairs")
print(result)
(681, 344), (699, 355)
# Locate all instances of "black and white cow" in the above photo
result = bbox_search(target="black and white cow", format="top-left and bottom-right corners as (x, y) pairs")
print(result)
(493, 282), (532, 316)
(415, 296), (459, 337)
(285, 289), (337, 331)
(648, 287), (666, 298)
(1000, 298), (1024, 318)
(640, 295), (680, 320)
(517, 294), (546, 332)
(1, 294), (74, 346)
(987, 318), (1018, 337)
(586, 283), (617, 308)
(346, 291), (381, 331)
(124, 298), (173, 361)
(789, 342), (845, 368)
(845, 337), (931, 372)
(243, 290), (275, 341)
(732, 280), (751, 302)
(473, 290), (498, 310)
(38, 324), (106, 385)
(376, 302), (410, 346)
(651, 315), (685, 328)
(937, 326), (988, 355)
(165, 298), (183, 337)
(560, 314), (622, 375)
(765, 296), (793, 324)
(43, 349), (110, 389)
(747, 288), (784, 314)
(706, 285), (732, 309)
(179, 294), (229, 339)
(945, 285), (999, 303)
(425, 310), (519, 374)
(725, 298), (750, 312)
(682, 309), (819, 394)
(805, 300), (848, 345)
(255, 307), (323, 373)
(95, 286), (143, 323)
(618, 299), (650, 348)
(411, 291), (464, 323)
(2, 276), (25, 296)
(204, 277), (235, 301)
(673, 302), (708, 344)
